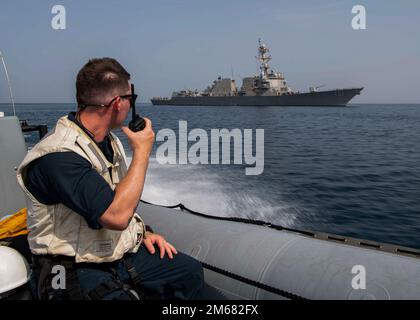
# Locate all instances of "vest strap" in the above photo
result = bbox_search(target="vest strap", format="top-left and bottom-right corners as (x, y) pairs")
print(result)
(123, 255), (145, 299)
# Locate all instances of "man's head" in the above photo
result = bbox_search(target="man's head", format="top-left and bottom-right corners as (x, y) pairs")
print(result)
(76, 58), (133, 128)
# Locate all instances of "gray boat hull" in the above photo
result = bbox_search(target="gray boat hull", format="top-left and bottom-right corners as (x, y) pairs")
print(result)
(151, 88), (364, 106)
(138, 201), (420, 300)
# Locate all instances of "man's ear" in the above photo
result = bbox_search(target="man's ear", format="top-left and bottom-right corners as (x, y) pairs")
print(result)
(111, 97), (122, 111)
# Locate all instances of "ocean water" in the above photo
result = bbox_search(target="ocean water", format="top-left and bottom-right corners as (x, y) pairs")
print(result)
(1, 103), (420, 249)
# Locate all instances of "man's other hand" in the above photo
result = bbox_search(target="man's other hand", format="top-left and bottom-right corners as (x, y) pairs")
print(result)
(143, 231), (178, 259)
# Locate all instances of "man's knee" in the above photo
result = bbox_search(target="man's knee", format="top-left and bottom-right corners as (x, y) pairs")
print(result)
(128, 248), (205, 299)
(189, 256), (204, 286)
(177, 253), (204, 282)
(181, 254), (205, 297)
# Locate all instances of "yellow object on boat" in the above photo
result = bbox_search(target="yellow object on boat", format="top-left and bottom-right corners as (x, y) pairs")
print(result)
(0, 208), (28, 240)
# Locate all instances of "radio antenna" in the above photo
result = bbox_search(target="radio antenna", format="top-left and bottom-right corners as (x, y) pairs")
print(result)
(0, 51), (16, 116)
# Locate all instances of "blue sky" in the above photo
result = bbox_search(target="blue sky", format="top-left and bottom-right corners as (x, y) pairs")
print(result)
(0, 0), (419, 103)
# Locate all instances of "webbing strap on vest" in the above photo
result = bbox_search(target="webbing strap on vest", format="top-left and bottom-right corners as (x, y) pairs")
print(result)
(123, 256), (145, 300)
(60, 259), (83, 300)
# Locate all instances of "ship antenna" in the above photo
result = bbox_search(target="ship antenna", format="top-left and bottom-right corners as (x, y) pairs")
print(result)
(255, 38), (271, 80)
(0, 51), (16, 116)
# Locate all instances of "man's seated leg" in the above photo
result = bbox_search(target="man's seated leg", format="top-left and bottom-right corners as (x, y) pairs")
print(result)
(121, 245), (204, 300)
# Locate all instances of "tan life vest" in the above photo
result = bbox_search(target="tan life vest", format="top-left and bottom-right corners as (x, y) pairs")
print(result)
(16, 115), (146, 263)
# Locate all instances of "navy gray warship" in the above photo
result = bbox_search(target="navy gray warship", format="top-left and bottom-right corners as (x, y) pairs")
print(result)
(151, 39), (364, 106)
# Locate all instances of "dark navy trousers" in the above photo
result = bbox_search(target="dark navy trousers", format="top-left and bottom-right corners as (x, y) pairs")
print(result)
(76, 245), (205, 300)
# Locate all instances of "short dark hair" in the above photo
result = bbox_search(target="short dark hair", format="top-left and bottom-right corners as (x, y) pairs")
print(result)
(76, 57), (130, 108)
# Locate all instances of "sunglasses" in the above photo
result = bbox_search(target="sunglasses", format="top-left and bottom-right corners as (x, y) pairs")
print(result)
(78, 88), (138, 109)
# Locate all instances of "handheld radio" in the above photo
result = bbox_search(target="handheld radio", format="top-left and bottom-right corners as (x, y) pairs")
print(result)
(128, 84), (146, 132)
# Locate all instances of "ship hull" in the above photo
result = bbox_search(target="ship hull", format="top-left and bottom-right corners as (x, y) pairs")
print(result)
(151, 88), (363, 106)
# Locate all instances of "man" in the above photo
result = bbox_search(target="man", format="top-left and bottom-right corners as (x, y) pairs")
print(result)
(16, 58), (205, 300)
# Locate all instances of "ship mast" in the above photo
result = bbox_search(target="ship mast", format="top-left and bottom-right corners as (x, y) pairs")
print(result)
(256, 38), (271, 80)
(0, 51), (16, 116)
